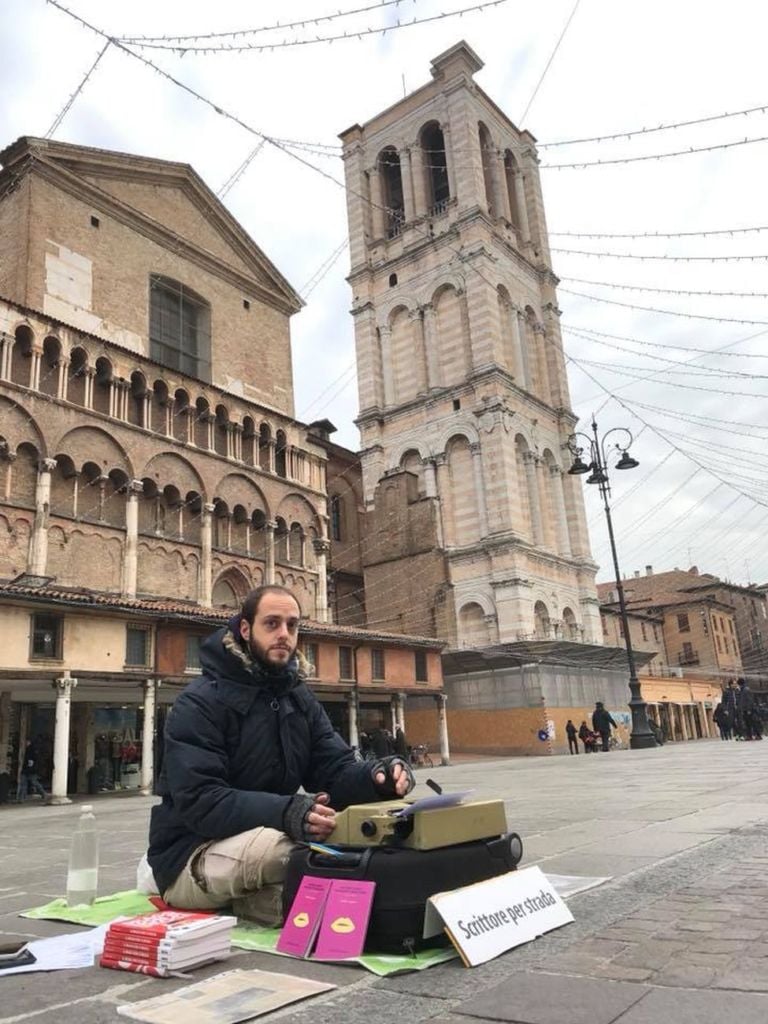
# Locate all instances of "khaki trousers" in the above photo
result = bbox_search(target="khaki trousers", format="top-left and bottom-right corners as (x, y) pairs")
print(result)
(163, 827), (297, 927)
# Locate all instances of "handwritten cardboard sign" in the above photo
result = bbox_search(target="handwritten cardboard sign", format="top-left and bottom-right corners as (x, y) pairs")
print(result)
(423, 866), (573, 967)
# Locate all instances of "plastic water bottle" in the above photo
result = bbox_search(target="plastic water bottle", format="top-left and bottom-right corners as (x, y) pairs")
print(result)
(66, 804), (99, 907)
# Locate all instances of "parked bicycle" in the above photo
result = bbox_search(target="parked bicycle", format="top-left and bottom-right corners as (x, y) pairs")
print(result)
(409, 743), (434, 769)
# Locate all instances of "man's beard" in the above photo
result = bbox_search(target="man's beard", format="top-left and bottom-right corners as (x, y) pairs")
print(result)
(247, 636), (296, 673)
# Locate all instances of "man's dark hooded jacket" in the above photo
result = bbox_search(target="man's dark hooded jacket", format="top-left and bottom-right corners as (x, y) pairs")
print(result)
(148, 623), (379, 896)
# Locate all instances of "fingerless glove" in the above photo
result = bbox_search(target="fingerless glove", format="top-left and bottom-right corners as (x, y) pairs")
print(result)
(282, 793), (317, 842)
(370, 756), (416, 798)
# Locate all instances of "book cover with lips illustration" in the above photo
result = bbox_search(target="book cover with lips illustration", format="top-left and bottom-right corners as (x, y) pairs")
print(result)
(313, 880), (376, 960)
(276, 876), (333, 958)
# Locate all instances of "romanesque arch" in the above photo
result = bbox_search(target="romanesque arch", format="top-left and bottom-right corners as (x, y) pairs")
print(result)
(141, 451), (206, 500)
(212, 472), (269, 518)
(444, 434), (480, 547)
(0, 395), (45, 454)
(55, 426), (133, 479)
(432, 283), (470, 387)
(389, 304), (426, 404)
(458, 600), (496, 647)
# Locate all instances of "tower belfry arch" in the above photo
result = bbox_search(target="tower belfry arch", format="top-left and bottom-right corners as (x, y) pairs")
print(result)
(340, 41), (599, 648)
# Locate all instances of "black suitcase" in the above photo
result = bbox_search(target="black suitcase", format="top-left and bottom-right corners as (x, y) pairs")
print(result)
(282, 833), (523, 954)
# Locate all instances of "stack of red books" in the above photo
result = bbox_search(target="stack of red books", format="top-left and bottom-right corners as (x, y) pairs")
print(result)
(99, 910), (236, 977)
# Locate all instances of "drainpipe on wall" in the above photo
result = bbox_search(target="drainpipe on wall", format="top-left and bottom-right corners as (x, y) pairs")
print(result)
(348, 645), (362, 750)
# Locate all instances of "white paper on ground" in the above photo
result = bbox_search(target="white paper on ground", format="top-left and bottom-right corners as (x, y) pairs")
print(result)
(0, 924), (108, 977)
(546, 874), (612, 899)
(117, 968), (336, 1024)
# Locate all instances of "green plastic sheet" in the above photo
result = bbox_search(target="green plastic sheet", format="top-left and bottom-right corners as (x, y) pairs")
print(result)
(230, 923), (458, 977)
(21, 889), (156, 926)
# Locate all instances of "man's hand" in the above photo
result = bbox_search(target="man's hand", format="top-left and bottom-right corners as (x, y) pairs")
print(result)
(305, 792), (336, 838)
(374, 761), (412, 797)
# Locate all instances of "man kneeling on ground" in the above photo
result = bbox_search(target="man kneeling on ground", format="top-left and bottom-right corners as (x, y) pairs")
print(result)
(148, 585), (414, 925)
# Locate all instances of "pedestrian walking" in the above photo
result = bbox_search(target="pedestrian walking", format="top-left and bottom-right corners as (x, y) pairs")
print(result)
(578, 720), (592, 753)
(713, 701), (731, 741)
(737, 678), (763, 741)
(17, 741), (47, 802)
(565, 719), (579, 755)
(722, 680), (740, 738)
(592, 701), (617, 752)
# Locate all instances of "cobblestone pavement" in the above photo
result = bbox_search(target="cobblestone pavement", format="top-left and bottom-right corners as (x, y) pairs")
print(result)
(1, 739), (767, 1023)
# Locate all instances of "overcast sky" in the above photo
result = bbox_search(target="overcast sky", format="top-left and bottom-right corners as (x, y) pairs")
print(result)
(2, 0), (768, 587)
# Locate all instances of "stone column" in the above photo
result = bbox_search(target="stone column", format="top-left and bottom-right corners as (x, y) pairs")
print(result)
(396, 692), (406, 733)
(50, 672), (76, 805)
(57, 358), (69, 400)
(699, 702), (711, 738)
(121, 480), (143, 598)
(442, 123), (457, 203)
(514, 170), (531, 244)
(0, 691), (11, 783)
(551, 465), (572, 557)
(265, 520), (276, 584)
(313, 537), (330, 622)
(163, 398), (174, 438)
(378, 325), (395, 406)
(436, 693), (450, 766)
(533, 322), (551, 403)
(470, 443), (489, 538)
(84, 367), (95, 409)
(0, 334), (10, 380)
(199, 503), (214, 606)
(422, 458), (438, 499)
(523, 451), (543, 545)
(140, 679), (157, 795)
(347, 691), (359, 749)
(679, 705), (689, 741)
(420, 303), (442, 390)
(369, 165), (386, 238)
(1, 450), (14, 501)
(232, 424), (243, 462)
(508, 308), (525, 385)
(515, 310), (533, 391)
(433, 453), (451, 546)
(400, 147), (415, 223)
(411, 140), (428, 217)
(28, 458), (56, 576)
(390, 698), (398, 736)
(143, 391), (152, 431)
(30, 348), (42, 391)
(108, 379), (117, 419)
(497, 152), (512, 221)
(268, 440), (276, 474)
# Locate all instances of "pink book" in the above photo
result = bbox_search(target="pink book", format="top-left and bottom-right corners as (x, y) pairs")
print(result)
(276, 876), (333, 957)
(313, 880), (376, 960)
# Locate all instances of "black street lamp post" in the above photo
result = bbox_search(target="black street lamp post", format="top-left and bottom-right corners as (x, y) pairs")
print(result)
(568, 418), (657, 750)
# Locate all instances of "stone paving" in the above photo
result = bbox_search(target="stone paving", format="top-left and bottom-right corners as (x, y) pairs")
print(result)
(1, 740), (767, 1022)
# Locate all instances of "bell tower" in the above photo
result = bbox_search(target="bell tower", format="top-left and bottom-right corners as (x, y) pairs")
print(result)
(340, 42), (599, 647)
